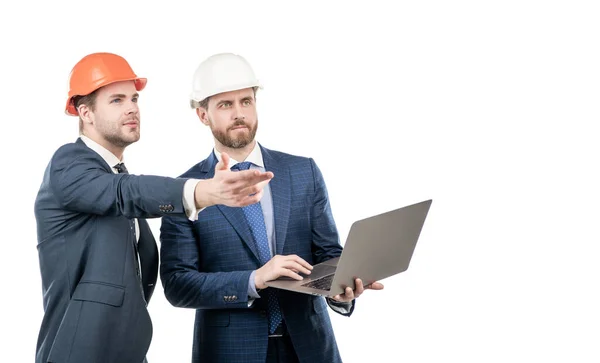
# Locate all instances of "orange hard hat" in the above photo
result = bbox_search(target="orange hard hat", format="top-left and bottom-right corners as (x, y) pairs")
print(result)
(65, 52), (147, 116)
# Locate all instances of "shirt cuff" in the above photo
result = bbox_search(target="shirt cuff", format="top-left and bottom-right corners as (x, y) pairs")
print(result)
(183, 179), (205, 221)
(326, 297), (353, 314)
(248, 271), (261, 299)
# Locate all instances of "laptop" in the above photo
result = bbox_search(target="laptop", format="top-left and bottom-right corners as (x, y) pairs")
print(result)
(265, 199), (432, 297)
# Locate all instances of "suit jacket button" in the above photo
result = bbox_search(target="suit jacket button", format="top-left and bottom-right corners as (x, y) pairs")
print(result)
(259, 310), (267, 317)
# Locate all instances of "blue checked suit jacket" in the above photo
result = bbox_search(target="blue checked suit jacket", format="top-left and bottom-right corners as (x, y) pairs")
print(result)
(34, 138), (188, 363)
(160, 145), (354, 363)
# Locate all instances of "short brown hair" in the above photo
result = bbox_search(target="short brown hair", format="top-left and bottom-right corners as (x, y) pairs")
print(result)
(189, 97), (210, 110)
(190, 86), (258, 110)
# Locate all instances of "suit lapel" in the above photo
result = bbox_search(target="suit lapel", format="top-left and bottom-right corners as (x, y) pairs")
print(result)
(203, 153), (261, 263)
(76, 137), (114, 174)
(262, 147), (291, 255)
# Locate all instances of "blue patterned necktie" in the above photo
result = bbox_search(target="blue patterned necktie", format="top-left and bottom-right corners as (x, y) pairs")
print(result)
(231, 161), (282, 334)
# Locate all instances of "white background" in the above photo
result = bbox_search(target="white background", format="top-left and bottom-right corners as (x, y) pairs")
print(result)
(1, 1), (600, 362)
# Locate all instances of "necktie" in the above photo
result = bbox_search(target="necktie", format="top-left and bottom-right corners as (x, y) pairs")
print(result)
(114, 162), (129, 174)
(232, 161), (282, 334)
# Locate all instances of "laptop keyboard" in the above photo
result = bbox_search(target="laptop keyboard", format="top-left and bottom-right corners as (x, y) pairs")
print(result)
(301, 274), (334, 291)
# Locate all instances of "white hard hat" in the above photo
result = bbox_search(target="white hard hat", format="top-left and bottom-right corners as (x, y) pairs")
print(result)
(190, 53), (262, 102)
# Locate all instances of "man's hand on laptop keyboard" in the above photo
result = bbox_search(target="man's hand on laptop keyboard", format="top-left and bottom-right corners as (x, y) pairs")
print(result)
(331, 278), (384, 302)
(254, 254), (313, 289)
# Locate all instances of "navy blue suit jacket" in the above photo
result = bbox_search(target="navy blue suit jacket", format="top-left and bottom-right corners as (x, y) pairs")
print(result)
(34, 138), (188, 363)
(160, 145), (353, 363)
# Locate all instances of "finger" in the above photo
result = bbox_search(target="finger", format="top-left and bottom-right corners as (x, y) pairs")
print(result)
(237, 179), (271, 197)
(279, 268), (304, 281)
(285, 255), (313, 270)
(369, 282), (385, 290)
(227, 171), (273, 190)
(226, 169), (259, 185)
(333, 294), (349, 302)
(354, 278), (365, 295)
(216, 153), (230, 171)
(244, 172), (274, 187)
(255, 178), (272, 190)
(214, 159), (224, 171)
(344, 286), (354, 299)
(282, 261), (311, 275)
(237, 190), (264, 207)
(351, 279), (364, 299)
(281, 261), (312, 275)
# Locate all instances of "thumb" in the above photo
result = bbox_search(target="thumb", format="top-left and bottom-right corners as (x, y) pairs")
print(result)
(216, 152), (230, 171)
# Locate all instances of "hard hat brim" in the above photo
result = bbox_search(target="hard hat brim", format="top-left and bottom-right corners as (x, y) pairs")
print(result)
(190, 81), (263, 104)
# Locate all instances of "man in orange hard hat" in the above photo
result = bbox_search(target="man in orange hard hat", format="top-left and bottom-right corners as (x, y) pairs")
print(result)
(33, 52), (273, 363)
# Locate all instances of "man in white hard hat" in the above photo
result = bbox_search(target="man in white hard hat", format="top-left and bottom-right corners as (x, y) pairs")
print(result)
(159, 53), (383, 363)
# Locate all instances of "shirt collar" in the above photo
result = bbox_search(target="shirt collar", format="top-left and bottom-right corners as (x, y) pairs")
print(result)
(213, 142), (264, 169)
(79, 135), (123, 174)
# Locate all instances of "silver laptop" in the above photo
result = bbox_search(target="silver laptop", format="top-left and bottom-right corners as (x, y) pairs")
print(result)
(265, 199), (432, 297)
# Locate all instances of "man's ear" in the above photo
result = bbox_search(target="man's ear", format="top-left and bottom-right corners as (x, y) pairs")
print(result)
(196, 107), (210, 126)
(78, 104), (94, 126)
